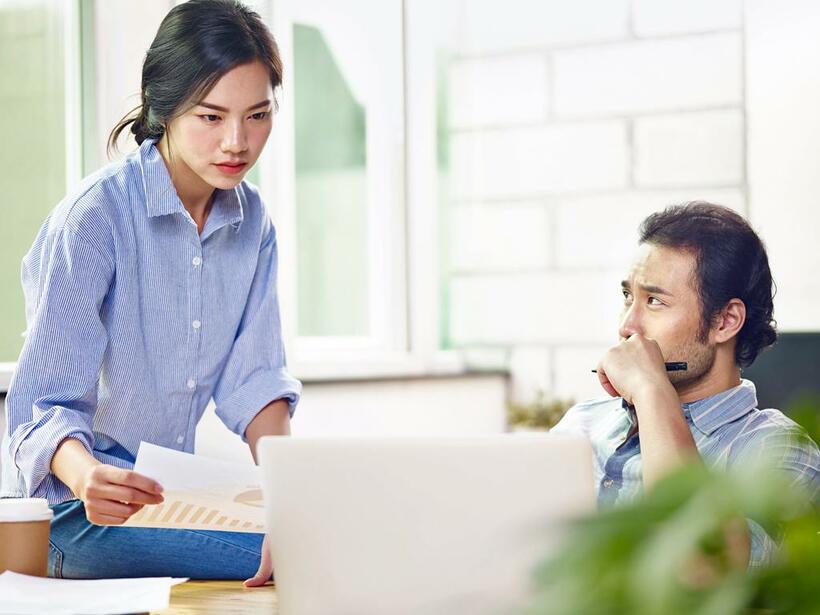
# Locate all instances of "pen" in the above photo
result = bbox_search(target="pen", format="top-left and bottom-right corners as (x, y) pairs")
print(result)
(591, 361), (687, 373)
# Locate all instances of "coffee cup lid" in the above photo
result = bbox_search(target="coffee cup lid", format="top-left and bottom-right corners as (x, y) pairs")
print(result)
(0, 498), (54, 522)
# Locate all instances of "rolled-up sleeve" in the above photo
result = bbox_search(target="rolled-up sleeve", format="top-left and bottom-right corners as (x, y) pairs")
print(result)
(5, 227), (113, 501)
(213, 221), (301, 441)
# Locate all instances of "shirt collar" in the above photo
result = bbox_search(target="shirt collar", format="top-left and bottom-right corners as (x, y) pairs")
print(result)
(682, 379), (758, 435)
(138, 138), (244, 230)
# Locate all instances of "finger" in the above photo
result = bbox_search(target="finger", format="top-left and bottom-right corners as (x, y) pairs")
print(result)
(597, 368), (620, 398)
(86, 511), (132, 526)
(243, 544), (273, 587)
(106, 467), (164, 496)
(87, 499), (144, 520)
(87, 483), (164, 506)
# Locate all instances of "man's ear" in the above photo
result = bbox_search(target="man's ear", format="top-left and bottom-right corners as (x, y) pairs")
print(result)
(713, 298), (746, 343)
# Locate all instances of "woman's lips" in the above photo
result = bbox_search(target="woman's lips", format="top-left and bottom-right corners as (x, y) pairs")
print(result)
(214, 162), (247, 175)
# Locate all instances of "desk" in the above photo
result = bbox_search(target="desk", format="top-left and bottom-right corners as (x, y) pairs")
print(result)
(154, 580), (278, 614)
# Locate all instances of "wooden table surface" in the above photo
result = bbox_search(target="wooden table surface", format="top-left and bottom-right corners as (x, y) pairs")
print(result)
(153, 580), (278, 614)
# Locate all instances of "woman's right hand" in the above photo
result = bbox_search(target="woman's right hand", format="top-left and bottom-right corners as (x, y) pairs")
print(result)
(77, 464), (164, 525)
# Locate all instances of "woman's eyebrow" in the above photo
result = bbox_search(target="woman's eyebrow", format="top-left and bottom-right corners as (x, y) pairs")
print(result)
(196, 99), (271, 112)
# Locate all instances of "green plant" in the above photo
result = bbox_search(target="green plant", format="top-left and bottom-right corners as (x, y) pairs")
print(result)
(525, 458), (820, 614)
(507, 391), (575, 430)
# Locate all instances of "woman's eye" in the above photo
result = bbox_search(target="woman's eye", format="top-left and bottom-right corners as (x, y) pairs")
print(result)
(201, 114), (220, 123)
(250, 111), (270, 120)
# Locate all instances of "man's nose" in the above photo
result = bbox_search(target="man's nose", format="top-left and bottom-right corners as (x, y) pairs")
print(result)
(618, 304), (642, 340)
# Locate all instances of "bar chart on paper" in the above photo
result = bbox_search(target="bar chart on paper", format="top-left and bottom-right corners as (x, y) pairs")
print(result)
(124, 443), (266, 533)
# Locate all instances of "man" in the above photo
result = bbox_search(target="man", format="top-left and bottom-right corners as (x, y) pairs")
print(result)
(551, 202), (820, 567)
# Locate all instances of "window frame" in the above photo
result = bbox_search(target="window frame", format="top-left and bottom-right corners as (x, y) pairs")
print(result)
(0, 0), (84, 392)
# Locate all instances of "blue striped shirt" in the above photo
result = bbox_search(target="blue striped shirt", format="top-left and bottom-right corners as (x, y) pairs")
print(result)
(1, 138), (302, 505)
(551, 379), (820, 567)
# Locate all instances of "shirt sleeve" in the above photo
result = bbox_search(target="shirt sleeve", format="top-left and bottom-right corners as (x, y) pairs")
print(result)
(747, 518), (778, 568)
(735, 423), (820, 569)
(6, 226), (114, 501)
(212, 220), (302, 441)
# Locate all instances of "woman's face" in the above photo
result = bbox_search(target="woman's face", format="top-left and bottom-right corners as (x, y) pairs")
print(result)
(163, 60), (274, 195)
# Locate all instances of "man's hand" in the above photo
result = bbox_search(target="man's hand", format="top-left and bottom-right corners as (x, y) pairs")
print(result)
(244, 534), (273, 587)
(596, 334), (673, 404)
(77, 464), (164, 526)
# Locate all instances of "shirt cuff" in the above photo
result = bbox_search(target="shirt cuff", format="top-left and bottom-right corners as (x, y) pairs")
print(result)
(747, 518), (778, 569)
(9, 406), (95, 500)
(214, 367), (302, 442)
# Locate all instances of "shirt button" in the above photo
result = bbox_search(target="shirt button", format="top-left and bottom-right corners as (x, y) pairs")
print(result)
(192, 256), (202, 267)
(186, 378), (196, 389)
(192, 320), (201, 329)
(177, 435), (184, 444)
(602, 478), (614, 488)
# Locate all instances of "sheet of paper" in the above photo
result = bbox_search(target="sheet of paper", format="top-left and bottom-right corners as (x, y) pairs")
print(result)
(122, 442), (265, 533)
(0, 571), (187, 615)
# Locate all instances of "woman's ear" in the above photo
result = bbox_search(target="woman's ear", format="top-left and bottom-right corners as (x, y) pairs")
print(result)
(713, 298), (746, 344)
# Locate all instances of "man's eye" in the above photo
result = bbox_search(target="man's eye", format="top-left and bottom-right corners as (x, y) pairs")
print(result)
(201, 114), (220, 123)
(648, 296), (663, 306)
(250, 111), (270, 120)
(622, 290), (632, 303)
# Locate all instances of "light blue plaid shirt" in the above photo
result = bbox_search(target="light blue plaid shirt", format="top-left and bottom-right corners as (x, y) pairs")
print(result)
(2, 138), (301, 505)
(552, 379), (820, 567)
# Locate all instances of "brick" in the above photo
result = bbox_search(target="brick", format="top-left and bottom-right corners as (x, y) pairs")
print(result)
(450, 122), (628, 200)
(634, 110), (744, 187)
(452, 0), (630, 54)
(449, 272), (622, 345)
(448, 54), (549, 129)
(449, 203), (550, 271)
(553, 33), (742, 117)
(633, 0), (742, 37)
(554, 189), (745, 269)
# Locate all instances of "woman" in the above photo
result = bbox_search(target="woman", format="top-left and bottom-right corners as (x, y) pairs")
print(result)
(0, 0), (298, 584)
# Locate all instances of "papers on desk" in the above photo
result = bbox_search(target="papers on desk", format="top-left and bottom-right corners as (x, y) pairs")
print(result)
(0, 571), (187, 615)
(123, 442), (266, 533)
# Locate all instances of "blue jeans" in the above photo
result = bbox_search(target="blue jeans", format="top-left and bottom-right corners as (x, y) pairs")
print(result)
(49, 499), (265, 579)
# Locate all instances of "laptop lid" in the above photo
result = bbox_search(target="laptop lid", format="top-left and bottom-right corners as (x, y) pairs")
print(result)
(258, 435), (594, 615)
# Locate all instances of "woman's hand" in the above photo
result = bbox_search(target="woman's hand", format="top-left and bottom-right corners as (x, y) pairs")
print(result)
(244, 534), (273, 587)
(77, 464), (164, 525)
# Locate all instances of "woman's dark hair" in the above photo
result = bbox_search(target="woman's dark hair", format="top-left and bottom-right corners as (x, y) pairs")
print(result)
(108, 0), (282, 154)
(639, 202), (777, 368)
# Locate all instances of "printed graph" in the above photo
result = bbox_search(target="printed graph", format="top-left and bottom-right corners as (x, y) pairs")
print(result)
(128, 499), (265, 532)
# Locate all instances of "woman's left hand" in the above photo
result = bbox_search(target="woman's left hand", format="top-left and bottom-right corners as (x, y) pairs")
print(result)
(244, 534), (273, 587)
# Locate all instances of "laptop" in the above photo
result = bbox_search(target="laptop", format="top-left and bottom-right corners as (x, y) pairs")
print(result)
(257, 435), (595, 615)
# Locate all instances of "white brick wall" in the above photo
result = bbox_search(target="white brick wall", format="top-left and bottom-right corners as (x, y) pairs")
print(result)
(449, 203), (550, 271)
(443, 0), (750, 408)
(448, 54), (549, 129)
(632, 0), (743, 37)
(634, 110), (745, 187)
(553, 34), (742, 117)
(451, 0), (630, 54)
(449, 271), (622, 345)
(450, 122), (629, 200)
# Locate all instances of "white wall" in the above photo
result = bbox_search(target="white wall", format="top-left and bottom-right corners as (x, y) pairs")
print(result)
(746, 0), (820, 331)
(442, 0), (782, 405)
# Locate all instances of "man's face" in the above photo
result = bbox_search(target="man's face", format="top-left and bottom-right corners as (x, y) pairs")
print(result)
(619, 243), (716, 387)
